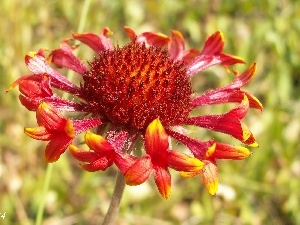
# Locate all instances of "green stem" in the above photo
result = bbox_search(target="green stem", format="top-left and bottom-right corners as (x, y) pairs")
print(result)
(101, 171), (126, 225)
(101, 134), (139, 225)
(77, 0), (91, 34)
(34, 1), (91, 225)
(35, 163), (54, 225)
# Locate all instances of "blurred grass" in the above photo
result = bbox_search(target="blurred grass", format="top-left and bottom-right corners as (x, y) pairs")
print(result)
(1, 0), (300, 225)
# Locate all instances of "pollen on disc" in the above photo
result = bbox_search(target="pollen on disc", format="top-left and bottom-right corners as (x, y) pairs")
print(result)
(81, 41), (192, 130)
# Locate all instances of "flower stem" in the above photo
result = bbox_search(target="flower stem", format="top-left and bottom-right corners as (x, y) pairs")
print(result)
(35, 163), (54, 225)
(101, 171), (126, 225)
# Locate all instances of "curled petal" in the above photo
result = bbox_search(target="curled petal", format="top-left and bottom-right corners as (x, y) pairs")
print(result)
(185, 96), (257, 145)
(167, 150), (204, 172)
(44, 134), (73, 162)
(227, 63), (257, 89)
(246, 93), (263, 111)
(244, 133), (258, 147)
(69, 142), (114, 172)
(145, 118), (169, 157)
(201, 31), (225, 55)
(64, 119), (75, 138)
(187, 115), (252, 144)
(166, 129), (215, 159)
(168, 30), (200, 64)
(124, 156), (152, 186)
(80, 157), (113, 172)
(24, 126), (51, 140)
(47, 40), (88, 74)
(36, 103), (75, 138)
(114, 153), (138, 175)
(69, 144), (99, 162)
(211, 143), (252, 160)
(19, 74), (52, 98)
(19, 95), (40, 111)
(191, 63), (262, 110)
(169, 30), (185, 61)
(36, 102), (67, 130)
(10, 74), (84, 112)
(84, 132), (113, 153)
(124, 26), (137, 40)
(8, 74), (54, 111)
(125, 26), (169, 47)
(137, 32), (169, 47)
(25, 50), (81, 95)
(154, 166), (171, 199)
(202, 160), (218, 195)
(180, 170), (202, 178)
(192, 89), (263, 110)
(187, 54), (245, 77)
(72, 28), (113, 52)
(6, 74), (34, 93)
(186, 31), (245, 77)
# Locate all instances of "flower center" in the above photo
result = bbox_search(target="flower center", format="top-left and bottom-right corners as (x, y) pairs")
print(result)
(81, 42), (192, 130)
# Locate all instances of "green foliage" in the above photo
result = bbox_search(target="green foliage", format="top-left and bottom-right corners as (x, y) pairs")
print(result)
(1, 0), (299, 224)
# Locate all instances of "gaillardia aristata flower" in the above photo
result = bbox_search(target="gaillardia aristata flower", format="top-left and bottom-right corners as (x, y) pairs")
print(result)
(9, 26), (262, 199)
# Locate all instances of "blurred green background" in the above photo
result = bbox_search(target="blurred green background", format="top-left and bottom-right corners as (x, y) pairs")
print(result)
(1, 0), (300, 225)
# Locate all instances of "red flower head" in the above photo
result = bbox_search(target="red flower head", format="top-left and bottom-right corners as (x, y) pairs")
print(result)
(9, 26), (262, 198)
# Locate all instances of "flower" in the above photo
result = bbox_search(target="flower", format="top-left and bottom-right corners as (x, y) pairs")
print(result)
(9, 26), (262, 198)
(124, 119), (204, 199)
(24, 102), (101, 162)
(69, 131), (137, 173)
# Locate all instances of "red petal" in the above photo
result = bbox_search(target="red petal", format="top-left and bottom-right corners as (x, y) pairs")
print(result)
(69, 144), (114, 172)
(137, 32), (170, 47)
(72, 29), (112, 52)
(186, 96), (256, 144)
(166, 129), (215, 159)
(24, 126), (51, 140)
(84, 132), (113, 153)
(36, 103), (66, 130)
(25, 51), (80, 95)
(187, 54), (244, 77)
(80, 157), (113, 172)
(182, 48), (200, 64)
(186, 31), (245, 77)
(202, 160), (218, 195)
(114, 153), (138, 175)
(19, 75), (52, 98)
(124, 27), (170, 47)
(192, 89), (263, 110)
(145, 119), (169, 157)
(44, 134), (73, 162)
(19, 95), (39, 111)
(154, 166), (171, 199)
(168, 30), (185, 61)
(227, 63), (257, 89)
(180, 170), (202, 178)
(167, 150), (204, 172)
(201, 31), (224, 55)
(69, 144), (99, 162)
(48, 40), (87, 74)
(7, 74), (50, 94)
(211, 143), (252, 160)
(124, 156), (152, 186)
(124, 26), (137, 40)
